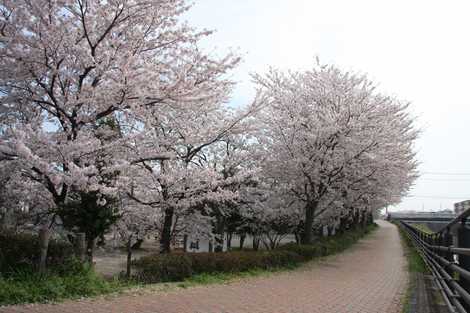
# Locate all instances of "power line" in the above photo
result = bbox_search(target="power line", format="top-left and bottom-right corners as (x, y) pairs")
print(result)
(403, 195), (470, 200)
(421, 171), (470, 176)
(420, 178), (470, 182)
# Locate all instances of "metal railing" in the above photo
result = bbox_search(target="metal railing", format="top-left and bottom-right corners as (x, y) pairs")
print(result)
(399, 208), (470, 313)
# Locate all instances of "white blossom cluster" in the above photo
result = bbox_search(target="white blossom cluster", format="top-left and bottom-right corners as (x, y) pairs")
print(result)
(0, 0), (417, 249)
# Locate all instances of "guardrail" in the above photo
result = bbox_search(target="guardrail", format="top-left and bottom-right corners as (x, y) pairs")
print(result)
(399, 209), (470, 313)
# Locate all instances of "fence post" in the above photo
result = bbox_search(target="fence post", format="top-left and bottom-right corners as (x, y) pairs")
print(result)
(436, 233), (442, 257)
(457, 219), (470, 299)
(444, 229), (453, 263)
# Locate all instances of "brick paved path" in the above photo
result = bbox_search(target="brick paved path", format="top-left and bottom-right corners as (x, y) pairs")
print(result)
(1, 221), (407, 313)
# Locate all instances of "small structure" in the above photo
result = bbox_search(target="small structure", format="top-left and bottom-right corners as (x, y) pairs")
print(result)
(454, 200), (470, 215)
(184, 235), (227, 253)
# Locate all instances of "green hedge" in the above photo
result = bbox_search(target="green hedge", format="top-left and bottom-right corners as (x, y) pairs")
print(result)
(133, 224), (378, 284)
(191, 250), (303, 273)
(278, 243), (322, 259)
(133, 254), (193, 283)
(318, 223), (377, 255)
(0, 232), (74, 274)
(133, 250), (303, 283)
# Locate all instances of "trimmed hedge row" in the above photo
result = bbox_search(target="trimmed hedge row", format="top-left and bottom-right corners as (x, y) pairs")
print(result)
(190, 250), (302, 273)
(133, 250), (303, 283)
(132, 254), (193, 283)
(0, 232), (74, 274)
(133, 223), (378, 283)
(272, 224), (377, 261)
(278, 243), (322, 259)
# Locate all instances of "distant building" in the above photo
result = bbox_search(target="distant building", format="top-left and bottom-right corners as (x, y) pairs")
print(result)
(387, 210), (456, 221)
(454, 200), (470, 215)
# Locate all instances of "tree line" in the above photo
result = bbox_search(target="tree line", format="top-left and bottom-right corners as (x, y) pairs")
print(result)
(0, 0), (418, 262)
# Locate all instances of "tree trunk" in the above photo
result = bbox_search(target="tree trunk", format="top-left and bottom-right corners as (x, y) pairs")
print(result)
(338, 216), (347, 234)
(301, 201), (317, 245)
(352, 209), (360, 228)
(262, 239), (270, 250)
(126, 237), (132, 279)
(75, 232), (87, 262)
(38, 227), (50, 273)
(214, 215), (225, 252)
(97, 234), (106, 247)
(252, 236), (260, 251)
(239, 233), (246, 249)
(86, 237), (96, 265)
(295, 233), (300, 244)
(226, 232), (232, 250)
(327, 225), (333, 236)
(338, 218), (343, 234)
(361, 210), (367, 228)
(131, 238), (144, 250)
(160, 208), (174, 254)
(270, 237), (277, 250)
(183, 234), (188, 252)
(0, 209), (13, 232)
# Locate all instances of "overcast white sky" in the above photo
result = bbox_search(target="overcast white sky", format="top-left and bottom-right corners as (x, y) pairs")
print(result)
(184, 0), (470, 212)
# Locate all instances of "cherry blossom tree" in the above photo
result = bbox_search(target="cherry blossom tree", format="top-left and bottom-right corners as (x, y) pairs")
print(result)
(0, 0), (250, 255)
(253, 63), (418, 244)
(125, 114), (262, 253)
(0, 161), (54, 231)
(114, 200), (159, 278)
(0, 0), (418, 255)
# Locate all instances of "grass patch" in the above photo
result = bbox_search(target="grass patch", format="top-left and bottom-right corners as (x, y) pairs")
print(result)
(179, 265), (298, 288)
(398, 226), (427, 274)
(409, 223), (434, 235)
(0, 261), (132, 306)
(180, 270), (261, 287)
(396, 223), (428, 313)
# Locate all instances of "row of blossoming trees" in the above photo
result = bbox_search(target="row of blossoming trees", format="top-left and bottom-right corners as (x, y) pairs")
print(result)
(0, 0), (418, 262)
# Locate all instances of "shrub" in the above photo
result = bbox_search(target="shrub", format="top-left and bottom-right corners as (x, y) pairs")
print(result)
(278, 243), (320, 260)
(189, 251), (263, 273)
(316, 223), (378, 255)
(133, 250), (303, 283)
(0, 263), (119, 306)
(53, 257), (90, 277)
(132, 223), (378, 284)
(133, 254), (193, 283)
(260, 250), (303, 268)
(0, 232), (74, 274)
(190, 250), (303, 273)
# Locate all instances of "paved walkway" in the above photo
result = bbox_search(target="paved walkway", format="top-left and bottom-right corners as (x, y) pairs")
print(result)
(1, 221), (408, 313)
